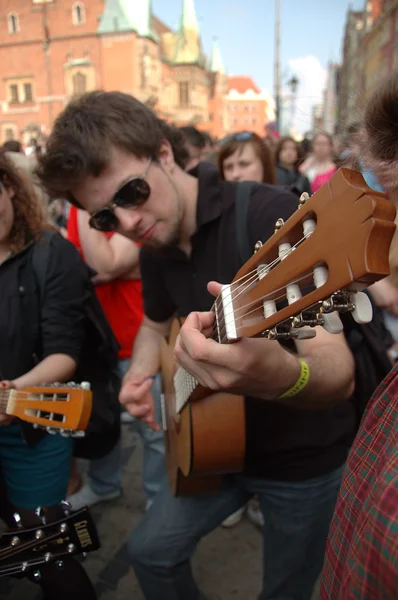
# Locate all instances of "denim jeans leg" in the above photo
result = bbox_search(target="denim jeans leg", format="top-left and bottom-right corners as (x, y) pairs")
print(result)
(248, 465), (345, 600)
(86, 358), (129, 496)
(88, 437), (123, 495)
(138, 372), (166, 503)
(128, 475), (250, 600)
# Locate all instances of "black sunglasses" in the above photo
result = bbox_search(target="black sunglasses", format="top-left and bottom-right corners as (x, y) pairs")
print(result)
(88, 158), (152, 232)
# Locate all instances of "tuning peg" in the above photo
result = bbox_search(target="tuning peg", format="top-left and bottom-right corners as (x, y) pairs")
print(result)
(60, 500), (71, 515)
(56, 560), (64, 569)
(350, 291), (373, 324)
(35, 529), (44, 540)
(81, 381), (91, 390)
(44, 552), (52, 563)
(32, 571), (41, 581)
(68, 543), (76, 554)
(322, 312), (344, 334)
(46, 427), (57, 435)
(13, 513), (23, 529)
(299, 192), (310, 206)
(35, 507), (47, 525)
(253, 240), (263, 254)
(274, 218), (285, 231)
(292, 329), (316, 340)
(21, 562), (28, 573)
(82, 552), (87, 561)
(11, 536), (20, 547)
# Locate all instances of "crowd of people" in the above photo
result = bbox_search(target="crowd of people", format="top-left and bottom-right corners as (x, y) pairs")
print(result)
(0, 72), (397, 600)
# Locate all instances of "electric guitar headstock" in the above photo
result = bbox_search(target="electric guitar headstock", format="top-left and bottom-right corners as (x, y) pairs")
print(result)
(0, 504), (100, 579)
(0, 382), (92, 436)
(215, 168), (396, 343)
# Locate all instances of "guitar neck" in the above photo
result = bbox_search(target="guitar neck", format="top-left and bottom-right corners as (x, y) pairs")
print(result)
(0, 390), (11, 413)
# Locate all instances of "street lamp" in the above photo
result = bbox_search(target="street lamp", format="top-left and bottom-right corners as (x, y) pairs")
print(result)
(287, 75), (299, 135)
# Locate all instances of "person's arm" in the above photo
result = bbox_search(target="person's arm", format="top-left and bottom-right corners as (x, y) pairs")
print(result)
(174, 282), (355, 409)
(13, 355), (77, 390)
(77, 210), (140, 281)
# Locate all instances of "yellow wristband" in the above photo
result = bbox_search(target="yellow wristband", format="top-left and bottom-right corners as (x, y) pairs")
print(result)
(279, 359), (310, 399)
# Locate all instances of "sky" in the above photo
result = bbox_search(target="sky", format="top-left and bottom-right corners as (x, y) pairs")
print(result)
(152, 0), (365, 133)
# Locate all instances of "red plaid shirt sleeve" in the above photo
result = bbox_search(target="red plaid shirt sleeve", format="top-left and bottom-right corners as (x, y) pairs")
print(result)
(320, 364), (398, 600)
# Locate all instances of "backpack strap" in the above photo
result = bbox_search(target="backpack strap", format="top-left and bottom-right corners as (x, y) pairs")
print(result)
(31, 230), (56, 302)
(235, 181), (255, 265)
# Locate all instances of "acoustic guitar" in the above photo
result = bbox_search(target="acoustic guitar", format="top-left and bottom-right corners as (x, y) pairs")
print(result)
(0, 504), (100, 579)
(0, 382), (92, 436)
(160, 168), (397, 496)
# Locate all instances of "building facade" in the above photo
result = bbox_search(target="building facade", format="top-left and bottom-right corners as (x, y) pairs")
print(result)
(0, 0), (271, 144)
(225, 76), (273, 138)
(337, 0), (398, 133)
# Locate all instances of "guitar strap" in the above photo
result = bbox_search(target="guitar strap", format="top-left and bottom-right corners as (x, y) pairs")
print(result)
(235, 181), (255, 265)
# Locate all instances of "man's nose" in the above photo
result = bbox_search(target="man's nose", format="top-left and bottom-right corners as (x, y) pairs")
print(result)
(115, 207), (142, 233)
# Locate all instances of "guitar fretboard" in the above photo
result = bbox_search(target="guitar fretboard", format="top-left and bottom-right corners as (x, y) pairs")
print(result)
(174, 367), (199, 414)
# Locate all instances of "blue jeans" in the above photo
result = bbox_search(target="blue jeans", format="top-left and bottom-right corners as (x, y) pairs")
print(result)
(88, 360), (165, 502)
(128, 466), (344, 600)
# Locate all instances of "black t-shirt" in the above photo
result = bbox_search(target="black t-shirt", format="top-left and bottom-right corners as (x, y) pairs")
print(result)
(141, 162), (356, 480)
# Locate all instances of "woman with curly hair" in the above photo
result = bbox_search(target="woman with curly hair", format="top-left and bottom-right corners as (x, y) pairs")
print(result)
(0, 150), (97, 599)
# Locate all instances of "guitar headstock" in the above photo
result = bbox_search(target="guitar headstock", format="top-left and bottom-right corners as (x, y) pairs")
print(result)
(0, 505), (100, 579)
(215, 168), (396, 342)
(5, 382), (92, 436)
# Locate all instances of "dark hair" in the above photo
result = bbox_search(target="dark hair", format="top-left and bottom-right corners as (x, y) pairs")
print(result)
(3, 140), (23, 153)
(179, 126), (206, 149)
(274, 136), (302, 170)
(0, 150), (46, 253)
(37, 91), (189, 205)
(217, 132), (276, 184)
(364, 72), (398, 163)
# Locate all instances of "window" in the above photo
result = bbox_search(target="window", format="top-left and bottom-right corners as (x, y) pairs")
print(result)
(244, 105), (249, 112)
(8, 13), (19, 34)
(5, 128), (14, 141)
(24, 83), (33, 102)
(252, 118), (257, 125)
(9, 84), (19, 104)
(72, 72), (87, 95)
(72, 2), (85, 26)
(179, 82), (189, 107)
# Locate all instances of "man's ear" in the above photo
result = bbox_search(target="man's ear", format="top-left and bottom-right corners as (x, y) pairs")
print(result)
(158, 139), (176, 174)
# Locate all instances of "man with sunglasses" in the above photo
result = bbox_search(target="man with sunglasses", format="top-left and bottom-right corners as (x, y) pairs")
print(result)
(38, 91), (356, 600)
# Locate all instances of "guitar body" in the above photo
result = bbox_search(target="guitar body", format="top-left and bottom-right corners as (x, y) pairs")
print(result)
(161, 320), (246, 496)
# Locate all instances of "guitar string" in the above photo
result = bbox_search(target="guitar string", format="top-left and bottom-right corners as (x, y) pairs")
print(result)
(213, 232), (309, 314)
(214, 272), (312, 344)
(0, 529), (65, 560)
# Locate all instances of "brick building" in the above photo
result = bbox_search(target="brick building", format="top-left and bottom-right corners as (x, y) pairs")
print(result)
(0, 0), (270, 144)
(225, 76), (273, 138)
(337, 0), (398, 132)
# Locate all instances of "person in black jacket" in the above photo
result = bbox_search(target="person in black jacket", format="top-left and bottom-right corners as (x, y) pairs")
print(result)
(275, 136), (311, 197)
(0, 150), (97, 599)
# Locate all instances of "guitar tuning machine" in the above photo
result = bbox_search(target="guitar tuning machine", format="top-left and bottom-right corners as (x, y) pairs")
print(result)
(299, 192), (310, 206)
(32, 571), (41, 581)
(274, 218), (285, 232)
(60, 500), (71, 516)
(35, 507), (47, 525)
(13, 512), (23, 529)
(56, 560), (64, 570)
(11, 536), (20, 547)
(253, 241), (263, 254)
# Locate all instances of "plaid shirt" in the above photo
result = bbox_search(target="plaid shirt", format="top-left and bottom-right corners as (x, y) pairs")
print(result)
(320, 363), (398, 599)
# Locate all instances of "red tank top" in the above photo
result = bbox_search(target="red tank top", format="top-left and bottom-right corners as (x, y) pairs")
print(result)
(67, 206), (143, 359)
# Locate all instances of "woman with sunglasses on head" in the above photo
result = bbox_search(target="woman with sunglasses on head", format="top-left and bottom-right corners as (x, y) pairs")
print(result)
(275, 137), (311, 197)
(0, 151), (97, 598)
(218, 131), (276, 185)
